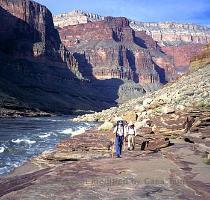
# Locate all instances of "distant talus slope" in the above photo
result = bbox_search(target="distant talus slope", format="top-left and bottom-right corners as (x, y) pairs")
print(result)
(75, 62), (210, 124)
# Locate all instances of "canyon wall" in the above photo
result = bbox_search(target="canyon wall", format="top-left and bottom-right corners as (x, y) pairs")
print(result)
(161, 44), (204, 73)
(0, 0), (84, 73)
(54, 11), (210, 46)
(0, 0), (119, 116)
(54, 10), (104, 27)
(54, 11), (210, 72)
(190, 43), (210, 71)
(59, 16), (178, 103)
(130, 21), (210, 46)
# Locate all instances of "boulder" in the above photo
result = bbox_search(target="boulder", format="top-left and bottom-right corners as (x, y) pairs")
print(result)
(134, 105), (146, 112)
(98, 121), (114, 131)
(123, 111), (138, 122)
(143, 98), (153, 108)
(176, 105), (185, 111)
(162, 106), (175, 114)
(138, 127), (153, 135)
(151, 114), (190, 137)
(135, 119), (150, 129)
(137, 111), (148, 120)
(157, 98), (166, 105)
(144, 138), (170, 151)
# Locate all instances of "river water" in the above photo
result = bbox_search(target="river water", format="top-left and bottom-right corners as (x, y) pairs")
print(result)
(0, 116), (96, 175)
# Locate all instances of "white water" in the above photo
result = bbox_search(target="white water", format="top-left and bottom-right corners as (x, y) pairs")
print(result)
(0, 116), (96, 175)
(11, 139), (37, 145)
(0, 147), (5, 153)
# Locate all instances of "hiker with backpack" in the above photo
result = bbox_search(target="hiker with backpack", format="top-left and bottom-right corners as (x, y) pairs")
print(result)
(126, 122), (136, 151)
(113, 120), (125, 158)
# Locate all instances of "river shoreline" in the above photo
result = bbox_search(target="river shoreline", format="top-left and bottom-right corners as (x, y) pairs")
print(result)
(0, 116), (98, 177)
(0, 124), (210, 199)
(0, 108), (96, 119)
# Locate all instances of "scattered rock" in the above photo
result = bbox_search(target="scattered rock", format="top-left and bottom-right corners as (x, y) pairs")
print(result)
(143, 98), (153, 108)
(135, 119), (150, 129)
(123, 111), (138, 122)
(98, 121), (114, 131)
(162, 106), (175, 114)
(176, 105), (185, 111)
(144, 138), (170, 151)
(134, 105), (146, 112)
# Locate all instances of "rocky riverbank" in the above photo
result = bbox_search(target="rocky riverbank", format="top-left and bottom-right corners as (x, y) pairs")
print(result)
(0, 122), (210, 199)
(0, 107), (54, 118)
(0, 62), (209, 199)
(74, 64), (210, 124)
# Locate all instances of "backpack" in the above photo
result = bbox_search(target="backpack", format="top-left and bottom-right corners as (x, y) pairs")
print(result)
(116, 121), (124, 136)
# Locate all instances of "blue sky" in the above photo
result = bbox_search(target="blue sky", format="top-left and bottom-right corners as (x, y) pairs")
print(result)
(36, 0), (210, 27)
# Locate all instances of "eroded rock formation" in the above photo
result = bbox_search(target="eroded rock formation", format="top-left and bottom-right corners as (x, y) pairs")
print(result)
(161, 44), (204, 73)
(54, 10), (104, 27)
(0, 0), (121, 116)
(130, 21), (210, 46)
(59, 17), (177, 93)
(54, 11), (210, 72)
(190, 43), (210, 70)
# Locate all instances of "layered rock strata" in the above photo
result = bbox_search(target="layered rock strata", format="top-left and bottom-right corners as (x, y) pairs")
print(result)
(54, 11), (210, 72)
(0, 0), (120, 116)
(74, 63), (210, 130)
(161, 44), (204, 73)
(59, 16), (177, 102)
(1, 49), (210, 200)
(53, 10), (104, 27)
(190, 43), (210, 70)
(130, 21), (210, 46)
(54, 11), (210, 47)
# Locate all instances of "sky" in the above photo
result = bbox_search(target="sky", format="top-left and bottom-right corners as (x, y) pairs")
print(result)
(35, 0), (210, 27)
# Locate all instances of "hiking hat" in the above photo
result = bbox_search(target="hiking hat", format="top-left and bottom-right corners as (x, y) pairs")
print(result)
(128, 122), (134, 126)
(115, 117), (123, 122)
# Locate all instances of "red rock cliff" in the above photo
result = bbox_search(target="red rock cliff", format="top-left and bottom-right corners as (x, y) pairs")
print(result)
(59, 17), (177, 86)
(190, 43), (210, 70)
(161, 44), (203, 73)
(54, 11), (210, 74)
(0, 0), (118, 115)
(0, 0), (79, 71)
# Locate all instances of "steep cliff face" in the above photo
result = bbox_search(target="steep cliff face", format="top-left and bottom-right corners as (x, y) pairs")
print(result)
(54, 10), (104, 27)
(190, 43), (210, 71)
(59, 16), (178, 102)
(0, 0), (60, 59)
(54, 11), (210, 46)
(54, 10), (210, 73)
(0, 0), (119, 116)
(161, 44), (204, 73)
(130, 21), (210, 46)
(60, 17), (136, 80)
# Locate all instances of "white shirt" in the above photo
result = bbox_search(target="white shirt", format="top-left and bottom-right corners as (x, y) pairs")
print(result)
(127, 127), (136, 136)
(113, 126), (125, 136)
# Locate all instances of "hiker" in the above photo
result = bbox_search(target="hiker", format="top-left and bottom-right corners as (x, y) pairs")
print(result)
(113, 120), (125, 158)
(126, 122), (136, 150)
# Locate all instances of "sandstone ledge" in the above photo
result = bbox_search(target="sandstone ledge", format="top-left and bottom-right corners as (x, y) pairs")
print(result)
(0, 122), (210, 199)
